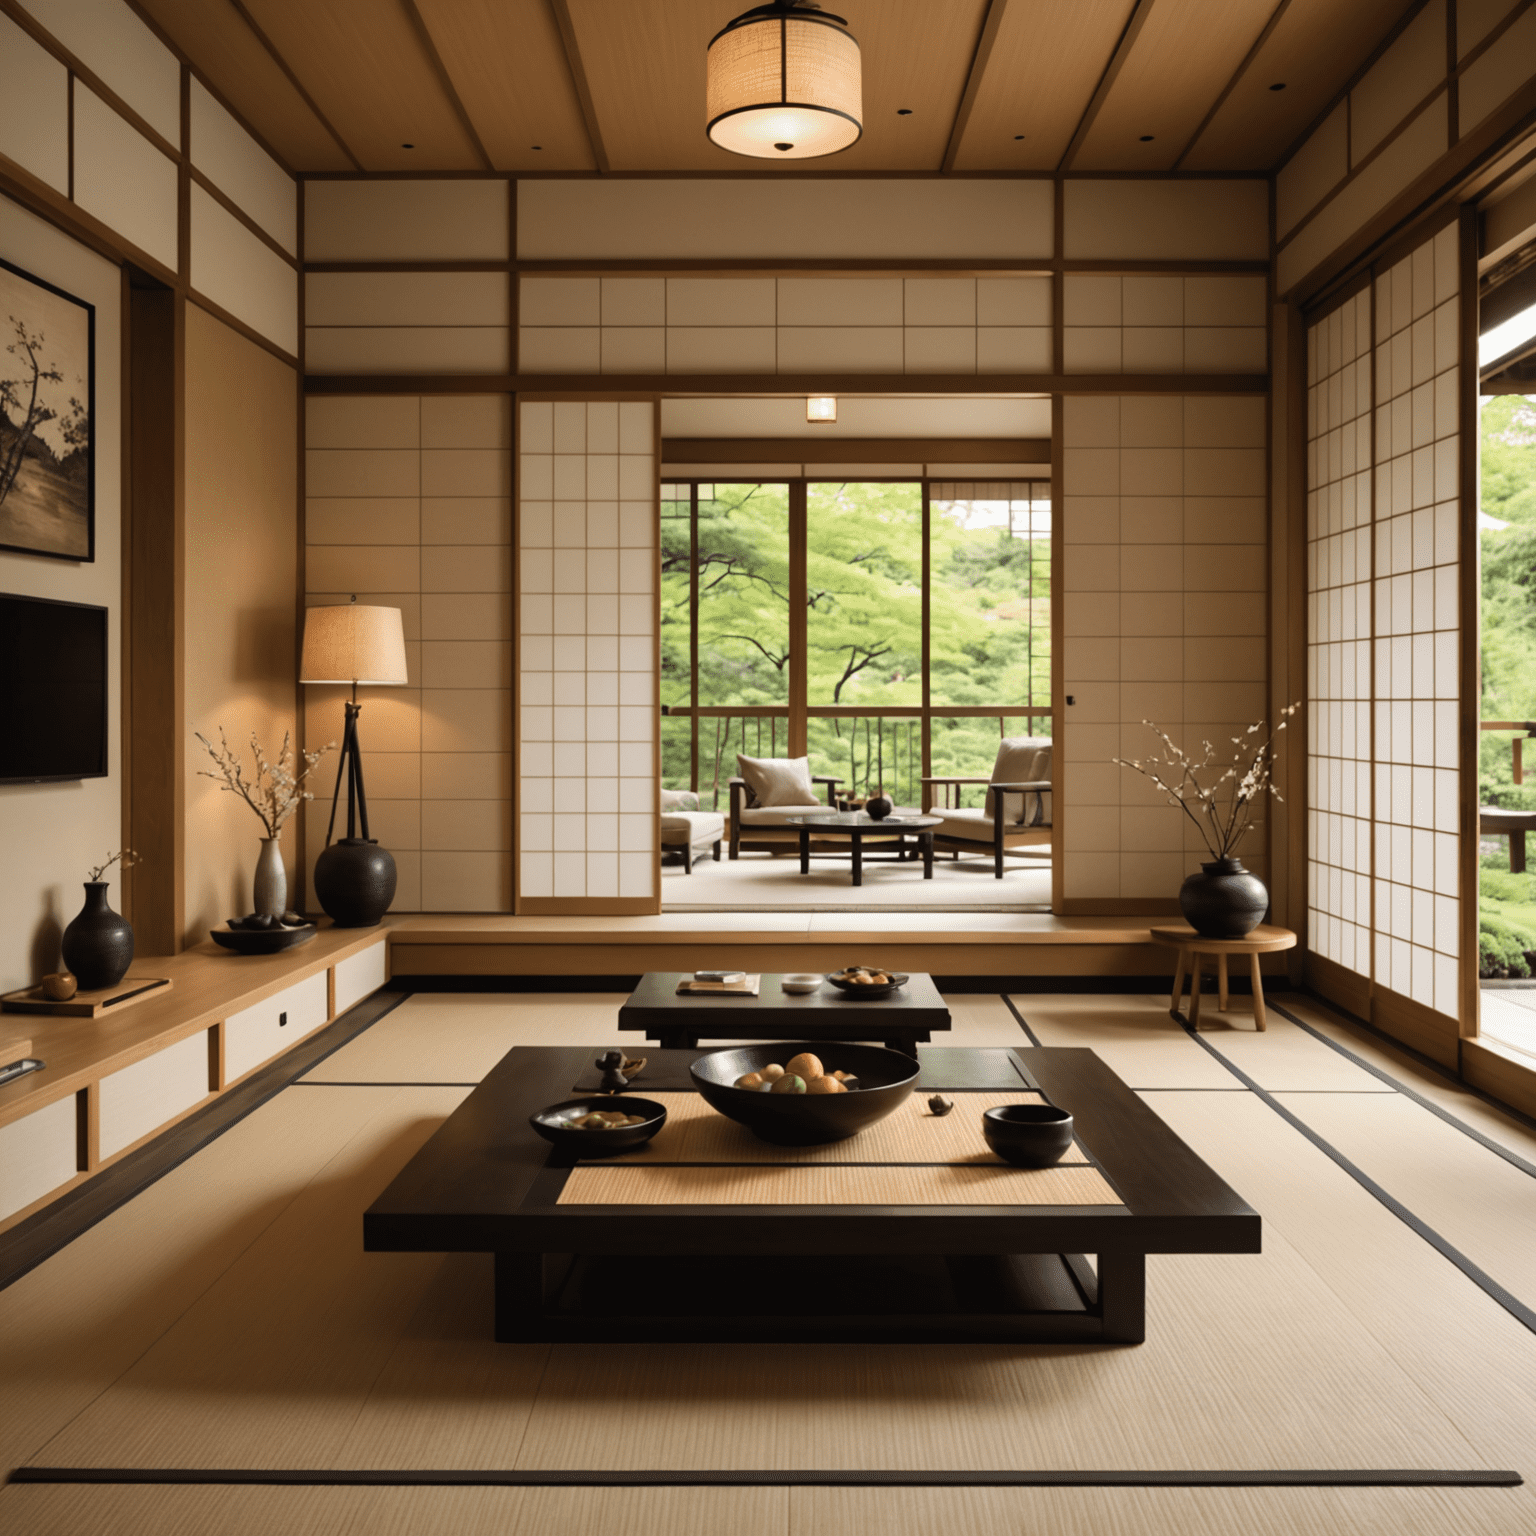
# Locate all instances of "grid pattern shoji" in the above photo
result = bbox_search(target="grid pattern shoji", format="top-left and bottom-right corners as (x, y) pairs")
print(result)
(1060, 395), (1269, 905)
(1061, 274), (1269, 374)
(304, 395), (513, 913)
(1372, 225), (1462, 1019)
(1303, 220), (1463, 1026)
(518, 401), (659, 907)
(1305, 290), (1375, 977)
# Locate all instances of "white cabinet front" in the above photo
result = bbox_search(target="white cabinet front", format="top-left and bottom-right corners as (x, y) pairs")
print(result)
(223, 970), (330, 1084)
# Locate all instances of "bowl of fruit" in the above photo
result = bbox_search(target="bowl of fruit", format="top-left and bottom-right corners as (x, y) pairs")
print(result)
(690, 1042), (918, 1146)
(529, 1096), (668, 1158)
(824, 964), (909, 999)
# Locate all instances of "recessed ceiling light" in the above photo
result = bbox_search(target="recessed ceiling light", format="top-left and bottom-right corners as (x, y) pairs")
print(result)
(1139, 134), (1154, 142)
(897, 108), (912, 116)
(401, 142), (414, 148)
(1269, 82), (1287, 91)
(532, 145), (543, 150)
(807, 396), (837, 424)
(1014, 134), (1025, 140)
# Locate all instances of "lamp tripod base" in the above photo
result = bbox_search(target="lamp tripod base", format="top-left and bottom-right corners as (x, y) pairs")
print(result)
(314, 698), (396, 927)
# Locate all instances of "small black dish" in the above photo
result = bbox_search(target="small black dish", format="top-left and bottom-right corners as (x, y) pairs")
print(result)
(530, 1096), (668, 1159)
(691, 1041), (917, 1146)
(824, 967), (910, 1000)
(210, 923), (318, 955)
(982, 1103), (1075, 1168)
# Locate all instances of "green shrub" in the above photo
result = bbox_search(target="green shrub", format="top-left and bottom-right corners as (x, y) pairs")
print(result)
(1480, 911), (1536, 978)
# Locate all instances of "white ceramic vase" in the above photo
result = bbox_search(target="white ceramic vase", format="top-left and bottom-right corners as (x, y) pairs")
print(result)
(254, 837), (287, 918)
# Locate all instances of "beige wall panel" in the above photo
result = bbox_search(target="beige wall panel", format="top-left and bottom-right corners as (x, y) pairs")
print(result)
(0, 199), (122, 994)
(976, 277), (1053, 326)
(414, 0), (595, 172)
(421, 396), (510, 450)
(183, 308), (298, 945)
(665, 328), (778, 374)
(1276, 104), (1348, 238)
(306, 545), (421, 593)
(1458, 0), (1524, 56)
(306, 499), (420, 546)
(0, 13), (68, 193)
(666, 279), (776, 328)
(904, 328), (977, 373)
(1458, 6), (1536, 132)
(307, 272), (508, 328)
(777, 328), (905, 373)
(602, 278), (666, 326)
(601, 329), (667, 374)
(421, 592), (512, 640)
(354, 752), (421, 800)
(421, 851), (511, 911)
(1064, 181), (1269, 260)
(190, 187), (299, 356)
(306, 686), (421, 754)
(905, 279), (977, 326)
(421, 498), (512, 544)
(422, 449), (511, 498)
(977, 328), (1053, 372)
(1183, 276), (1267, 328)
(307, 327), (510, 375)
(306, 449), (419, 498)
(778, 279), (904, 327)
(1184, 329), (1268, 372)
(1276, 95), (1447, 295)
(306, 397), (420, 450)
(98, 1031), (209, 1160)
(1350, 0), (1447, 161)
(659, 396), (1051, 438)
(520, 278), (601, 327)
(0, 1094), (77, 1221)
(422, 752), (511, 799)
(419, 640), (512, 689)
(189, 79), (296, 254)
(422, 688), (513, 753)
(517, 180), (1054, 261)
(22, 0), (180, 141)
(518, 328), (601, 373)
(420, 546), (511, 593)
(303, 180), (509, 263)
(953, 0), (1138, 170)
(422, 798), (512, 851)
(71, 86), (178, 270)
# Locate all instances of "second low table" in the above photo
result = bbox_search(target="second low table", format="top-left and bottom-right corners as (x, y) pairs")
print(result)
(785, 812), (942, 886)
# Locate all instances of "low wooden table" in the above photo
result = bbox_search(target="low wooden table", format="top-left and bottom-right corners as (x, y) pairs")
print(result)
(364, 1044), (1260, 1345)
(783, 813), (942, 886)
(619, 971), (951, 1056)
(1151, 923), (1298, 1031)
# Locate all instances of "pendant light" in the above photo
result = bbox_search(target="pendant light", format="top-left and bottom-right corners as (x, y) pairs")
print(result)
(706, 1), (862, 161)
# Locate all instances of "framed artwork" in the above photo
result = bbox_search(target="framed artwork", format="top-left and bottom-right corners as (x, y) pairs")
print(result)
(0, 257), (95, 562)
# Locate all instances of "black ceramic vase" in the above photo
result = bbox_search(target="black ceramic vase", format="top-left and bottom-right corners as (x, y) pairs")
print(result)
(61, 882), (135, 991)
(1179, 857), (1269, 939)
(865, 794), (894, 821)
(313, 838), (396, 927)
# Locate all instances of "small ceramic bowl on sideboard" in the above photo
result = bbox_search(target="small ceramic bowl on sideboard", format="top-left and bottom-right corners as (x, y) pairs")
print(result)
(780, 973), (824, 994)
(982, 1103), (1075, 1168)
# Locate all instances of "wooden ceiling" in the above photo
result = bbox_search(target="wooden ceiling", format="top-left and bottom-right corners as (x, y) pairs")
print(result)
(134, 0), (1416, 177)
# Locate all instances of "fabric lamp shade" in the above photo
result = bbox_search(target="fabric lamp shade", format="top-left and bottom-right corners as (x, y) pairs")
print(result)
(299, 604), (408, 686)
(706, 3), (861, 161)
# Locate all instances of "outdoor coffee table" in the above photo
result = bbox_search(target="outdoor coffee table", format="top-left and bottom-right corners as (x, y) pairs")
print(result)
(783, 812), (942, 886)
(619, 971), (951, 1055)
(364, 1044), (1260, 1346)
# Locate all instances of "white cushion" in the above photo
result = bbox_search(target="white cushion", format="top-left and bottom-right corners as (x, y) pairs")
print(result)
(661, 810), (725, 844)
(736, 804), (828, 825)
(985, 737), (1052, 823)
(737, 753), (816, 807)
(932, 808), (1051, 844)
(661, 787), (700, 811)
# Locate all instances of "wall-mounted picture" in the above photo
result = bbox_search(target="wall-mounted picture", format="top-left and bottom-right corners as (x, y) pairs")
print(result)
(0, 257), (94, 562)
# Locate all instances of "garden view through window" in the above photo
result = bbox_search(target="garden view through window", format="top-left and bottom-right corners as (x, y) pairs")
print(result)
(660, 479), (1052, 811)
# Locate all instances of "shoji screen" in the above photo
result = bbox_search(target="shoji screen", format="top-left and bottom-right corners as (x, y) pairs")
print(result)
(517, 400), (659, 913)
(1304, 219), (1465, 1058)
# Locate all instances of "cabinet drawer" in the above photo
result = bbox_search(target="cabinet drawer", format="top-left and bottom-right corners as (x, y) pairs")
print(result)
(0, 1095), (78, 1222)
(333, 940), (387, 1016)
(99, 1032), (210, 1160)
(223, 970), (329, 1084)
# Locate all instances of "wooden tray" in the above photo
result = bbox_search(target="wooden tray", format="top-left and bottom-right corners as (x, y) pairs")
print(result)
(1, 976), (174, 1018)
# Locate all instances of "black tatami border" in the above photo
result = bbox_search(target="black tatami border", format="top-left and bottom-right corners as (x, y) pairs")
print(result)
(7, 1467), (1520, 1489)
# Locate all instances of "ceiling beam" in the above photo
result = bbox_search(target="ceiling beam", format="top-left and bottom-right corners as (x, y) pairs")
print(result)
(226, 0), (364, 172)
(548, 0), (610, 174)
(1057, 0), (1158, 173)
(1171, 0), (1294, 171)
(402, 0), (495, 172)
(941, 0), (1009, 175)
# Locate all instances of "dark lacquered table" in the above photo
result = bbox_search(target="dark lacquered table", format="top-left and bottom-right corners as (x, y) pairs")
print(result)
(364, 1044), (1261, 1346)
(784, 812), (942, 885)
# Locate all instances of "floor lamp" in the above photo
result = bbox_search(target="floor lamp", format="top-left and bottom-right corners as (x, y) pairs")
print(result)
(299, 600), (408, 926)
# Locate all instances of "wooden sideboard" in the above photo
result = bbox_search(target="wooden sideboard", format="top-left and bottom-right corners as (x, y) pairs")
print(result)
(0, 923), (390, 1234)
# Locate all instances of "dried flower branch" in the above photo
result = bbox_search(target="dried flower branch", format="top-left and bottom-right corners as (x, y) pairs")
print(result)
(87, 849), (141, 882)
(1113, 703), (1299, 862)
(195, 729), (333, 839)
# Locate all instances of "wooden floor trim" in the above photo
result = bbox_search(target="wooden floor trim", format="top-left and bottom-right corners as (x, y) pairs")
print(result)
(8, 1467), (1521, 1488)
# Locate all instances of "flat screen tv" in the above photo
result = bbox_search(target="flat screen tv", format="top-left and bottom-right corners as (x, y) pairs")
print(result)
(0, 592), (108, 783)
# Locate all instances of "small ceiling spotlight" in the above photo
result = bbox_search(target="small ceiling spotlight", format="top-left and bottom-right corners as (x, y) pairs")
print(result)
(1014, 134), (1025, 140)
(401, 142), (415, 148)
(706, 1), (862, 160)
(807, 396), (837, 424)
(1139, 134), (1154, 142)
(897, 108), (912, 115)
(1269, 82), (1287, 91)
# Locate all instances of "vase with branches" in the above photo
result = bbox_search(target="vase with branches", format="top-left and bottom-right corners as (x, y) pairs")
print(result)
(1113, 705), (1297, 938)
(196, 729), (331, 919)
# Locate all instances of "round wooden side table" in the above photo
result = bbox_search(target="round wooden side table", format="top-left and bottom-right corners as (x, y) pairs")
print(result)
(1150, 924), (1298, 1031)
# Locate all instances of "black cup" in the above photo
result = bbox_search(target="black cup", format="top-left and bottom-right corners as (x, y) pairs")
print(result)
(982, 1103), (1075, 1168)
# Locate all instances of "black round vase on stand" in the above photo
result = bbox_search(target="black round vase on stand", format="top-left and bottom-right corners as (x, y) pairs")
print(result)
(61, 882), (134, 990)
(1179, 857), (1269, 939)
(314, 698), (396, 927)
